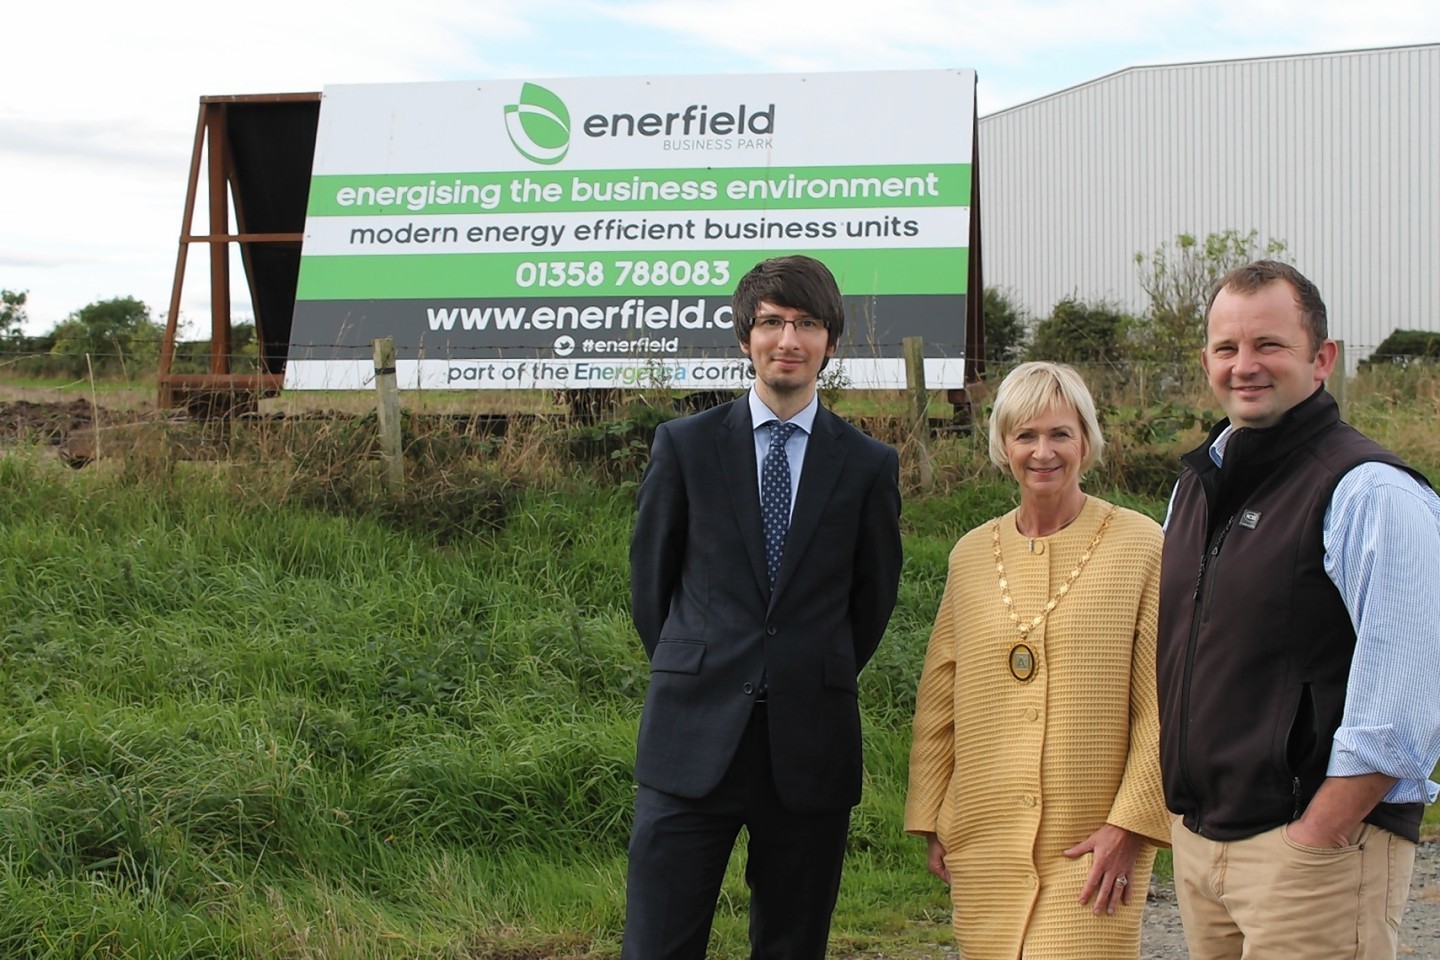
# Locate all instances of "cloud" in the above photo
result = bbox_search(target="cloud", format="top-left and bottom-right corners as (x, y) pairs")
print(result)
(0, 249), (77, 270)
(594, 0), (1191, 64)
(1, 0), (1435, 341)
(0, 118), (180, 171)
(589, 0), (1440, 111)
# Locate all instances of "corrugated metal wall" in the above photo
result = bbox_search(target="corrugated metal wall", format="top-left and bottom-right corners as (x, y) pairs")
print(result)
(979, 44), (1440, 360)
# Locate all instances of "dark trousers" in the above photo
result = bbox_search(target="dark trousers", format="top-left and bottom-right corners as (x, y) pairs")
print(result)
(621, 705), (852, 960)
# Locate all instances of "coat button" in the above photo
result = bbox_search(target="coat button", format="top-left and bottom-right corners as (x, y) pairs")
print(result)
(1023, 708), (1039, 721)
(743, 682), (754, 695)
(766, 625), (777, 636)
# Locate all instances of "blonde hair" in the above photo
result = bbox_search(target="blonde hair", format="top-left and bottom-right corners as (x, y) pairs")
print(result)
(987, 361), (1105, 473)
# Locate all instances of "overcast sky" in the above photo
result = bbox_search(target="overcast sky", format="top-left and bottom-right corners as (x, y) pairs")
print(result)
(2, 0), (1437, 336)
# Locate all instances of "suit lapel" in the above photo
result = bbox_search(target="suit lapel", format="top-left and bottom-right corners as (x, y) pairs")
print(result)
(770, 407), (847, 606)
(717, 400), (771, 597)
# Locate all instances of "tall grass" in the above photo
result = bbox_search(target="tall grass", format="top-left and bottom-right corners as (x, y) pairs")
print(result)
(2, 368), (1437, 958)
(2, 454), (621, 954)
(0, 446), (1015, 958)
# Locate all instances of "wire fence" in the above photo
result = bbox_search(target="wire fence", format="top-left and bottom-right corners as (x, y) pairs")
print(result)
(0, 335), (1420, 386)
(5, 340), (1440, 500)
(2, 333), (1435, 420)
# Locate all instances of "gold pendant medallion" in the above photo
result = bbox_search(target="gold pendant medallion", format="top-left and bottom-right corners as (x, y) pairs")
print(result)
(1009, 643), (1037, 682)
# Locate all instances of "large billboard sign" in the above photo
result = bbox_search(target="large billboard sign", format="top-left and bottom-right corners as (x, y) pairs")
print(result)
(285, 70), (976, 391)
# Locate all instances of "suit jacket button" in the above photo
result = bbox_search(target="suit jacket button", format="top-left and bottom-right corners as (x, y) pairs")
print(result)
(743, 682), (754, 695)
(766, 625), (777, 636)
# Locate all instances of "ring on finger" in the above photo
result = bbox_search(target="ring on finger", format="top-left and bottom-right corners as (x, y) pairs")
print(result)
(1114, 875), (1129, 887)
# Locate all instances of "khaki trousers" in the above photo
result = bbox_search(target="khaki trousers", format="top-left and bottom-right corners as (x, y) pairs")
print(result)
(1170, 815), (1415, 960)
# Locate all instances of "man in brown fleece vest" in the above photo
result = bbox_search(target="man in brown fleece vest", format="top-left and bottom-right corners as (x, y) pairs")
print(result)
(1158, 260), (1440, 960)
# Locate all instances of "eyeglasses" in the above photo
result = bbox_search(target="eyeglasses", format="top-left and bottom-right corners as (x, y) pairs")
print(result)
(751, 315), (829, 336)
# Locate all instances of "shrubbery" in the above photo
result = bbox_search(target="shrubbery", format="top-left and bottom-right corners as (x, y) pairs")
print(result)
(45, 296), (165, 376)
(1027, 297), (1131, 367)
(999, 229), (1291, 407)
(1363, 329), (1440, 367)
(982, 286), (1028, 365)
(1130, 229), (1287, 363)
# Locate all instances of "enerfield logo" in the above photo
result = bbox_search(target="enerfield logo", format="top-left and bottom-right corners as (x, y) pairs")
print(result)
(581, 102), (776, 139)
(504, 83), (572, 165)
(505, 81), (779, 164)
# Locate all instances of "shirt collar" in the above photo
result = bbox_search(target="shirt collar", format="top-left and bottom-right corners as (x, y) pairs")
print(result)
(1209, 424), (1236, 467)
(749, 388), (819, 435)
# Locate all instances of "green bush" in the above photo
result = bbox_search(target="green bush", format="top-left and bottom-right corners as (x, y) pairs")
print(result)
(982, 287), (1029, 365)
(1132, 229), (1287, 363)
(47, 296), (164, 376)
(1026, 299), (1136, 399)
(1363, 329), (1440, 368)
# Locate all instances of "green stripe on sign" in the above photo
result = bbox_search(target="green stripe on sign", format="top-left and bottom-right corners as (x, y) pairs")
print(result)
(296, 249), (969, 300)
(307, 164), (972, 215)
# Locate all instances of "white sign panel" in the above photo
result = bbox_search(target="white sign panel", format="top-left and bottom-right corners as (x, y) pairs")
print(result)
(287, 71), (977, 390)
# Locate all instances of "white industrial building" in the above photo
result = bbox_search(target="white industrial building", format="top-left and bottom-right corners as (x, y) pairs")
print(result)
(978, 43), (1440, 360)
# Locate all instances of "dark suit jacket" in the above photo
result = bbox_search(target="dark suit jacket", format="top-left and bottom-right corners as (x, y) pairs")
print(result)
(629, 398), (902, 813)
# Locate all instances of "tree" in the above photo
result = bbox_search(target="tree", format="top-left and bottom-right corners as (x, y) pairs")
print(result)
(49, 296), (164, 370)
(231, 321), (258, 357)
(982, 286), (1028, 365)
(0, 289), (25, 341)
(1028, 297), (1131, 367)
(1132, 229), (1287, 361)
(1362, 329), (1440, 369)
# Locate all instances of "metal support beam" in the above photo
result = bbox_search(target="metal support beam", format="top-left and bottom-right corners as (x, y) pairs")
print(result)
(206, 104), (232, 375)
(157, 92), (321, 414)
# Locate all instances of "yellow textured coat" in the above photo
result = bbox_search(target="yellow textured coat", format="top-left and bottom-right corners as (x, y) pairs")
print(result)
(905, 496), (1170, 960)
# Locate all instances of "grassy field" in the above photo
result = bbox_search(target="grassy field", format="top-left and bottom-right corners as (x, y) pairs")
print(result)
(1, 366), (1437, 958)
(0, 451), (985, 958)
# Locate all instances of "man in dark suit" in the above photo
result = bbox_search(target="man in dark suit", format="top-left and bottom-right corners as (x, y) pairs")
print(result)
(622, 255), (903, 959)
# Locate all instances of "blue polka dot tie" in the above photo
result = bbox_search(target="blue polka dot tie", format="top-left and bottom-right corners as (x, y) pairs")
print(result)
(762, 421), (798, 589)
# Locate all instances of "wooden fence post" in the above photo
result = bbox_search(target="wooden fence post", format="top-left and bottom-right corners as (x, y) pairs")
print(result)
(373, 337), (403, 493)
(903, 336), (934, 492)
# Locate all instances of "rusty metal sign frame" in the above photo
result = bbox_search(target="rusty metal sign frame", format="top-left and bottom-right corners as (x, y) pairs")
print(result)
(157, 92), (319, 411)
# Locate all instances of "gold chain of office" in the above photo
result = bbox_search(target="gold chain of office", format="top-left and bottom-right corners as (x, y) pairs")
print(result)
(991, 504), (1117, 638)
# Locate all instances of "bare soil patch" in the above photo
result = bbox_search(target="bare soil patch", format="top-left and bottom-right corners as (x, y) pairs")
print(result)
(0, 398), (157, 463)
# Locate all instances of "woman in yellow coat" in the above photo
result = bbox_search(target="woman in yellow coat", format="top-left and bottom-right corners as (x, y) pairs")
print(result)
(906, 362), (1171, 960)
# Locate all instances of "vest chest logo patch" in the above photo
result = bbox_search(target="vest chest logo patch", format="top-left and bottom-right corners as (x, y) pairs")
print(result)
(1239, 509), (1262, 529)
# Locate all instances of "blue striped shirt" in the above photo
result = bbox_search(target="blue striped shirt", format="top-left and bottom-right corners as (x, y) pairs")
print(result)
(1192, 428), (1440, 804)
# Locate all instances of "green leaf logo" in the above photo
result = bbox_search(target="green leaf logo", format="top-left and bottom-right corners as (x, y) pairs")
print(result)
(504, 83), (571, 165)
